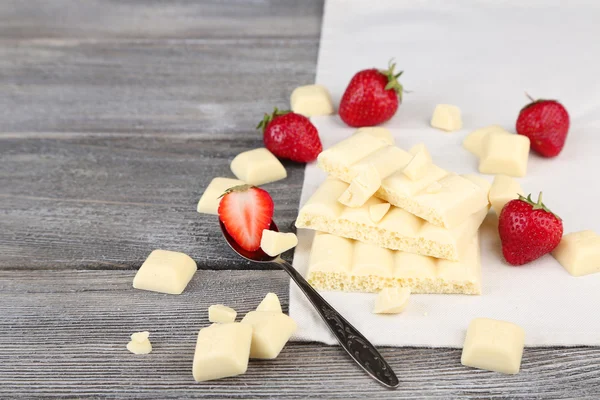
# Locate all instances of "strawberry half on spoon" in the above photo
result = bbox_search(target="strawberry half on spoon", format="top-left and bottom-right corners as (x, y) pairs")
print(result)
(218, 185), (274, 252)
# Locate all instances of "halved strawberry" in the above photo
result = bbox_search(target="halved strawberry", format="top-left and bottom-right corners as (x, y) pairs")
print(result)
(218, 185), (274, 252)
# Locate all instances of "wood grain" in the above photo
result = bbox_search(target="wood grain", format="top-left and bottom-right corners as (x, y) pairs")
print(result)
(1, 270), (599, 399)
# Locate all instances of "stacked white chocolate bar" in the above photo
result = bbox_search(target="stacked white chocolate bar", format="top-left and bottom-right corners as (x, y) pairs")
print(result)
(295, 129), (491, 295)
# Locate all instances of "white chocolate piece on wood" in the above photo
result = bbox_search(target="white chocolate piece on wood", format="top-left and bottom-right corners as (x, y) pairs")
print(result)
(241, 311), (297, 359)
(197, 177), (245, 215)
(338, 164), (381, 208)
(353, 127), (395, 144)
(230, 148), (287, 186)
(256, 293), (282, 313)
(290, 84), (334, 117)
(127, 331), (152, 355)
(461, 318), (525, 374)
(403, 150), (431, 181)
(373, 287), (411, 314)
(133, 250), (197, 295)
(192, 323), (253, 382)
(478, 133), (530, 177)
(463, 125), (507, 157)
(552, 230), (600, 277)
(260, 230), (298, 257)
(209, 305), (237, 323)
(431, 104), (462, 132)
(489, 175), (523, 215)
(369, 202), (391, 223)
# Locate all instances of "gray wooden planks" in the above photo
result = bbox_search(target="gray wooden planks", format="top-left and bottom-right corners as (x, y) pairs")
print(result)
(1, 270), (599, 399)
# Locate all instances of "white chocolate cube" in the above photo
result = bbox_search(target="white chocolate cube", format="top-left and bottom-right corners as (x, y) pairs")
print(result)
(461, 318), (525, 374)
(403, 150), (431, 181)
(489, 175), (523, 215)
(552, 230), (600, 277)
(192, 323), (253, 382)
(369, 202), (391, 223)
(241, 311), (297, 359)
(373, 287), (411, 314)
(463, 125), (507, 157)
(133, 250), (197, 295)
(260, 230), (298, 257)
(256, 293), (282, 313)
(478, 133), (530, 177)
(338, 165), (381, 207)
(290, 84), (334, 117)
(354, 127), (395, 144)
(230, 148), (287, 186)
(409, 143), (432, 161)
(197, 177), (245, 215)
(431, 104), (462, 132)
(209, 304), (237, 323)
(126, 331), (152, 355)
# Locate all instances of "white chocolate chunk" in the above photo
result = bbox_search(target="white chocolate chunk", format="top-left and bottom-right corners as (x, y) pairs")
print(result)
(373, 287), (411, 314)
(431, 104), (462, 132)
(463, 125), (507, 157)
(290, 84), (334, 117)
(552, 230), (600, 277)
(192, 323), (253, 382)
(197, 177), (245, 215)
(256, 293), (282, 313)
(338, 165), (381, 207)
(403, 150), (431, 181)
(409, 143), (432, 161)
(230, 148), (287, 186)
(241, 311), (297, 359)
(461, 318), (525, 374)
(209, 305), (237, 323)
(260, 230), (298, 257)
(133, 250), (197, 295)
(489, 175), (523, 215)
(426, 181), (443, 194)
(354, 127), (395, 144)
(369, 202), (391, 223)
(463, 174), (492, 197)
(127, 331), (152, 355)
(478, 133), (530, 177)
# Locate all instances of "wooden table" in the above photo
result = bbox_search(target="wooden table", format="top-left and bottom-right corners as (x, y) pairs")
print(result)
(1, 1), (599, 398)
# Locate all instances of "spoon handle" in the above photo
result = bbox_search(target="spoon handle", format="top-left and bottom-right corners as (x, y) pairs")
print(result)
(278, 260), (399, 389)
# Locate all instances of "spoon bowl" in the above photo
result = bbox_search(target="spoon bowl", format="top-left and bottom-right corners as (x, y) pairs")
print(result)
(219, 220), (279, 263)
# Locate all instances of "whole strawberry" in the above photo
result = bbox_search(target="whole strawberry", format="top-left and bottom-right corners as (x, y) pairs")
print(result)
(338, 61), (404, 127)
(498, 193), (563, 266)
(258, 108), (322, 163)
(218, 185), (274, 252)
(516, 94), (570, 157)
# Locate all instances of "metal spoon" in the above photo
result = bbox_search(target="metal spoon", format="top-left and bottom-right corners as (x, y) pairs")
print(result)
(220, 220), (399, 389)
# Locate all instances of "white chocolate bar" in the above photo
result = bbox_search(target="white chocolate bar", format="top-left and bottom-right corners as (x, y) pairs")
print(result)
(478, 132), (530, 177)
(403, 149), (431, 181)
(296, 178), (488, 260)
(317, 132), (489, 229)
(369, 202), (390, 223)
(338, 164), (381, 207)
(552, 230), (600, 277)
(461, 318), (525, 374)
(431, 104), (462, 132)
(241, 311), (297, 359)
(463, 125), (507, 157)
(126, 331), (152, 355)
(306, 232), (481, 294)
(353, 127), (395, 144)
(209, 304), (237, 323)
(260, 230), (298, 257)
(290, 84), (334, 117)
(192, 323), (253, 382)
(256, 293), (282, 313)
(489, 174), (523, 215)
(197, 177), (245, 215)
(133, 250), (197, 295)
(230, 148), (287, 186)
(373, 287), (411, 314)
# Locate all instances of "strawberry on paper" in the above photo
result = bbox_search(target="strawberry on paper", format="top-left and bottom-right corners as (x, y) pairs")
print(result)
(218, 185), (274, 252)
(516, 94), (570, 157)
(339, 60), (404, 127)
(258, 108), (322, 163)
(498, 193), (563, 266)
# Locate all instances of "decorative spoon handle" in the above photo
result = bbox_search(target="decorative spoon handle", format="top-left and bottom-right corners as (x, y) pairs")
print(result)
(277, 260), (399, 389)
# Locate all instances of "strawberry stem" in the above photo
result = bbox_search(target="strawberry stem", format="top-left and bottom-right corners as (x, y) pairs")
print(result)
(256, 107), (291, 133)
(518, 192), (561, 220)
(525, 92), (536, 102)
(380, 59), (404, 101)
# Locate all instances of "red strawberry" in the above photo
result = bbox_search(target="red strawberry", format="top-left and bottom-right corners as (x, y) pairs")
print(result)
(498, 192), (563, 266)
(516, 94), (570, 157)
(258, 108), (322, 163)
(218, 185), (274, 252)
(338, 61), (404, 127)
